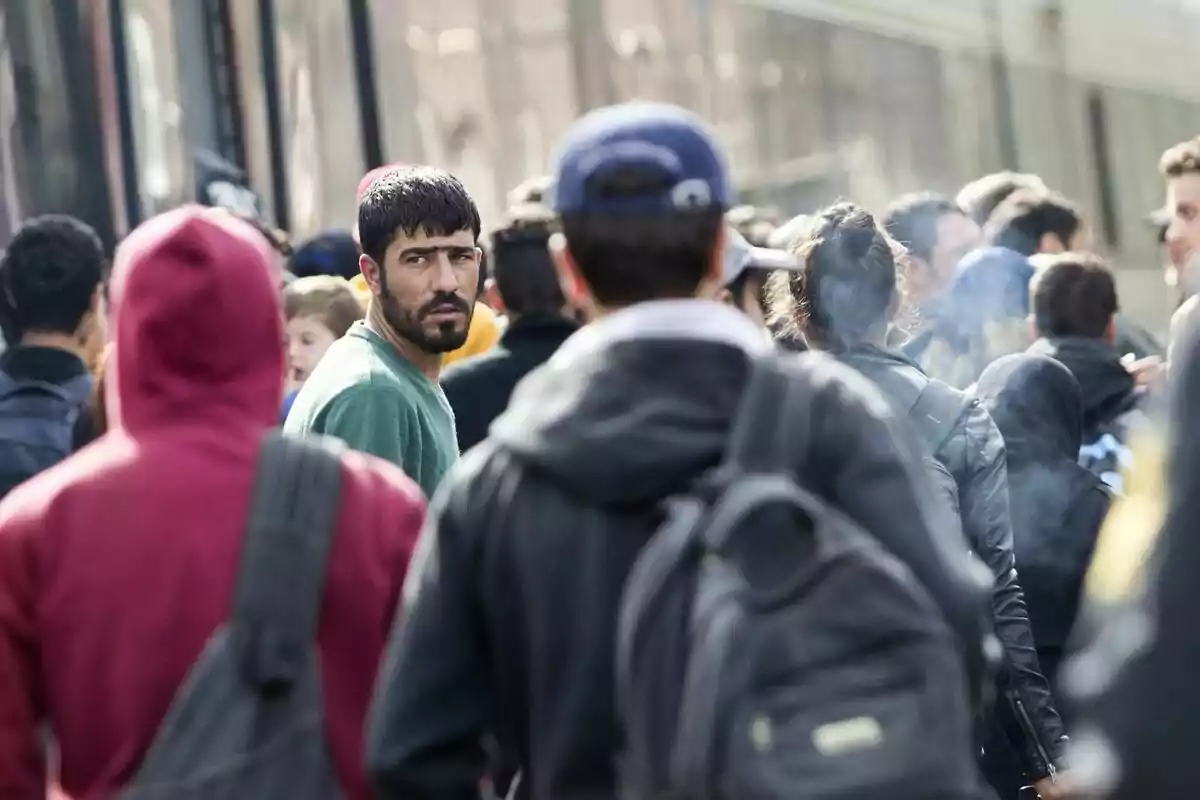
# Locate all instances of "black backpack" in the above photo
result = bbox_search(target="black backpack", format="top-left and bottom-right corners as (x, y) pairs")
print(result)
(616, 355), (983, 800)
(123, 432), (345, 799)
(905, 380), (976, 521)
(0, 371), (91, 494)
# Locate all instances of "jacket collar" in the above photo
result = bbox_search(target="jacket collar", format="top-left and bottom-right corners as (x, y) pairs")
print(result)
(553, 299), (772, 364)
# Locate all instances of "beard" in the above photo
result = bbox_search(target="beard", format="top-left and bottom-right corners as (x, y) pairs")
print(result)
(378, 279), (474, 354)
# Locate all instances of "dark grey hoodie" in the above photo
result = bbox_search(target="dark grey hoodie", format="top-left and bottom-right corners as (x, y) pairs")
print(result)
(366, 300), (989, 800)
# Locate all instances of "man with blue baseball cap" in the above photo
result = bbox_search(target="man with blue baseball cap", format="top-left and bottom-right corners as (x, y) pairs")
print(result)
(367, 103), (990, 800)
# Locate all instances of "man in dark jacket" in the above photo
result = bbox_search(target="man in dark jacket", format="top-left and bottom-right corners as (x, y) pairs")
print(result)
(366, 102), (990, 800)
(441, 206), (579, 452)
(1026, 253), (1147, 492)
(976, 355), (1111, 797)
(0, 207), (426, 799)
(0, 216), (107, 497)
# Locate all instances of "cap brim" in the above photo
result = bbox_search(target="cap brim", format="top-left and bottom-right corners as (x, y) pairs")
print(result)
(744, 245), (801, 272)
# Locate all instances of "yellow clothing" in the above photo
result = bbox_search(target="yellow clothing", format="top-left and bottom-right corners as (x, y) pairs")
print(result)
(349, 274), (372, 310)
(442, 303), (501, 368)
(346, 276), (500, 366)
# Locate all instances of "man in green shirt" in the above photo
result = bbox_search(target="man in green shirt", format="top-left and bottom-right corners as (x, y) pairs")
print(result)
(285, 166), (482, 498)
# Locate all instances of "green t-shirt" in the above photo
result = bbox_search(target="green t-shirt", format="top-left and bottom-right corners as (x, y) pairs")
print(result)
(284, 322), (458, 498)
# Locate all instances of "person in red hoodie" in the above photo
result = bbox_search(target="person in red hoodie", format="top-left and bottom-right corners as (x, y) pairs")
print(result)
(0, 206), (425, 800)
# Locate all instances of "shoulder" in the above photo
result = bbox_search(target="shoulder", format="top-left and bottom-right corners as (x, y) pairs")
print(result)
(430, 439), (513, 527)
(337, 447), (426, 515)
(779, 351), (898, 422)
(959, 399), (1003, 454)
(440, 346), (510, 387)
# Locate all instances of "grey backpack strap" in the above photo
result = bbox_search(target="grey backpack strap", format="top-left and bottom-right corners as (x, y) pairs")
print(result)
(724, 357), (812, 475)
(232, 432), (345, 694)
(908, 380), (972, 457)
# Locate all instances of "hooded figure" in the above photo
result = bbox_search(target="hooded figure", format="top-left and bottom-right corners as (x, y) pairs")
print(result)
(909, 246), (1035, 388)
(975, 354), (1111, 800)
(1026, 335), (1147, 491)
(977, 354), (1111, 687)
(0, 206), (424, 799)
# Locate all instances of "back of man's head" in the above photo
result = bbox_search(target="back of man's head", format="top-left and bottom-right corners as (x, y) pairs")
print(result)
(956, 171), (1047, 227)
(0, 215), (106, 345)
(1031, 252), (1119, 341)
(984, 189), (1083, 257)
(551, 102), (730, 308)
(489, 205), (565, 318)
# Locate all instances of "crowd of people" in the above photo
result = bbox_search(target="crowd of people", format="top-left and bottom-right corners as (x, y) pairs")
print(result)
(0, 100), (1196, 799)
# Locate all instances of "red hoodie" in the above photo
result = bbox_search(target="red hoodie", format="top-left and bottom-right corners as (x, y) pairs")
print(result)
(0, 207), (425, 799)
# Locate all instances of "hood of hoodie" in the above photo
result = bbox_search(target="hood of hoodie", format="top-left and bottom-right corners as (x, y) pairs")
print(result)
(976, 353), (1082, 466)
(1026, 336), (1139, 435)
(107, 206), (285, 435)
(489, 300), (770, 507)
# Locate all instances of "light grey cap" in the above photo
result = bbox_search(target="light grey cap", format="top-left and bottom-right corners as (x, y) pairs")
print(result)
(724, 227), (801, 286)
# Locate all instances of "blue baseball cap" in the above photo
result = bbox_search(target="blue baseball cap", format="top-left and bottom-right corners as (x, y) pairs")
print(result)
(551, 102), (731, 216)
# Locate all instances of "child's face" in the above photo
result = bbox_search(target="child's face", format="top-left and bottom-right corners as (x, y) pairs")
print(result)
(285, 315), (337, 389)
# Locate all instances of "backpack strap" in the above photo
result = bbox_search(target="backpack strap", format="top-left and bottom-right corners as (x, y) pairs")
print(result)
(231, 432), (345, 694)
(723, 356), (812, 475)
(0, 372), (92, 406)
(720, 357), (796, 474)
(907, 380), (973, 458)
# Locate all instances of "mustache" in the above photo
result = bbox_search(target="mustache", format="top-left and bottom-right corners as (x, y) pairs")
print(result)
(419, 293), (471, 317)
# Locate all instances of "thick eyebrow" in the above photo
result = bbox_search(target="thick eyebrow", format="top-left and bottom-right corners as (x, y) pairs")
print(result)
(398, 245), (476, 259)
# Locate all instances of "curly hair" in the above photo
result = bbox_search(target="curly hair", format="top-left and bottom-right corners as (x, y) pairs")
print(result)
(767, 202), (901, 351)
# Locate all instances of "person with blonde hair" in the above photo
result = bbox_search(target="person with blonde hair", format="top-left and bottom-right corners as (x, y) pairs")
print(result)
(284, 276), (364, 389)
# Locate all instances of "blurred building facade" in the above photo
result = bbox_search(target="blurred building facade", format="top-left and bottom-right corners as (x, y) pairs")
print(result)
(1, 0), (1197, 324)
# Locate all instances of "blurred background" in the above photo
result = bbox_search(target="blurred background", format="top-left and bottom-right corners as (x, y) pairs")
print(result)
(1, 0), (1197, 328)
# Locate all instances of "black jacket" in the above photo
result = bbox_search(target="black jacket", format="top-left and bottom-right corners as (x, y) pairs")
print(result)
(366, 306), (989, 800)
(976, 355), (1111, 703)
(1027, 337), (1146, 490)
(441, 314), (579, 452)
(838, 345), (1067, 778)
(0, 346), (91, 498)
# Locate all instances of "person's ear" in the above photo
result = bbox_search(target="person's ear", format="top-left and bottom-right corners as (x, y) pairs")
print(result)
(359, 253), (382, 295)
(550, 233), (588, 306)
(707, 227), (727, 285)
(485, 278), (506, 313)
(1039, 232), (1065, 255)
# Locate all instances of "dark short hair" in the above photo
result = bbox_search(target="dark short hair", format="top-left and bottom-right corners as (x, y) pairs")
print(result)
(985, 189), (1082, 257)
(956, 171), (1046, 227)
(768, 201), (897, 350)
(1160, 136), (1200, 178)
(1032, 252), (1119, 339)
(560, 210), (723, 307)
(0, 215), (107, 341)
(358, 166), (482, 264)
(883, 192), (964, 265)
(489, 208), (564, 316)
(229, 211), (293, 258)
